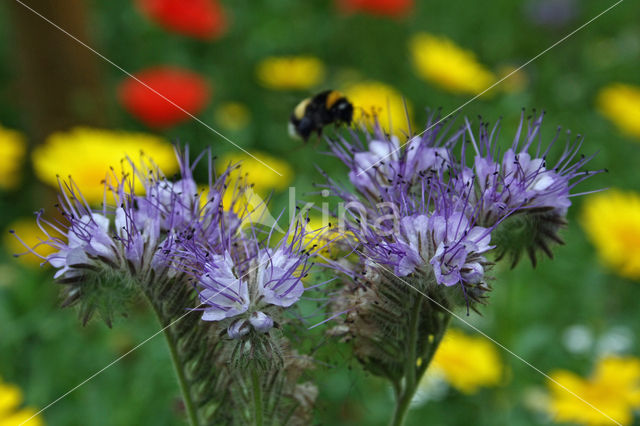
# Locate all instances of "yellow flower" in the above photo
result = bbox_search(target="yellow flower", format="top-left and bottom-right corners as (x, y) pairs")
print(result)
(296, 215), (347, 257)
(547, 356), (640, 425)
(219, 185), (272, 229)
(0, 125), (27, 190)
(4, 218), (60, 266)
(496, 65), (529, 94)
(0, 377), (43, 426)
(32, 127), (177, 203)
(214, 102), (251, 131)
(427, 328), (502, 394)
(409, 33), (496, 95)
(596, 83), (640, 138)
(217, 151), (293, 195)
(209, 152), (293, 231)
(303, 215), (332, 244)
(343, 81), (412, 137)
(256, 56), (325, 90)
(581, 189), (640, 279)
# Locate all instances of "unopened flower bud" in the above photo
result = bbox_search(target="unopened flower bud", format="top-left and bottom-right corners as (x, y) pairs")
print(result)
(250, 311), (274, 333)
(228, 319), (250, 339)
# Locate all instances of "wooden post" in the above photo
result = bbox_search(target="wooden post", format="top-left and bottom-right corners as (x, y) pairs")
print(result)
(7, 0), (108, 144)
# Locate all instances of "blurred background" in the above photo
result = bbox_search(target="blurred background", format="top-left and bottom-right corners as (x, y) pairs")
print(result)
(1, 0), (639, 424)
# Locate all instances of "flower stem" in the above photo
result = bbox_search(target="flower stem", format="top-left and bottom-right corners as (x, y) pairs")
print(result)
(251, 368), (264, 426)
(390, 387), (413, 426)
(405, 296), (422, 391)
(390, 297), (450, 426)
(146, 294), (199, 426)
(390, 296), (422, 426)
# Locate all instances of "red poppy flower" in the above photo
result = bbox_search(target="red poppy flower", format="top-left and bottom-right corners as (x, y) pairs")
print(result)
(336, 0), (413, 17)
(118, 67), (211, 129)
(137, 0), (228, 40)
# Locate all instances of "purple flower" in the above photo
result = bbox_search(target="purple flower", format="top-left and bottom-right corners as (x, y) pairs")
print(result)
(348, 136), (400, 195)
(182, 218), (314, 338)
(427, 212), (491, 286)
(321, 109), (600, 294)
(395, 214), (432, 276)
(328, 113), (461, 201)
(13, 146), (244, 324)
(524, 0), (578, 29)
(257, 247), (306, 307)
(249, 311), (274, 333)
(199, 252), (250, 321)
(114, 205), (160, 269)
(227, 319), (250, 339)
(47, 211), (115, 279)
(356, 206), (492, 288)
(150, 178), (199, 231)
(462, 112), (597, 226)
(347, 135), (453, 197)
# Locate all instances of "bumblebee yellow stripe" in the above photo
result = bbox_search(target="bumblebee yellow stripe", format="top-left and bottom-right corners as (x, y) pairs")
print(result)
(293, 98), (311, 119)
(325, 91), (343, 109)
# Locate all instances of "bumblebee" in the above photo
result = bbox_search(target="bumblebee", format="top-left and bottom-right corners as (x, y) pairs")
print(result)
(288, 90), (354, 141)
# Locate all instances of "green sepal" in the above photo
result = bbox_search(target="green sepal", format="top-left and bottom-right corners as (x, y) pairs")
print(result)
(493, 209), (567, 268)
(59, 266), (137, 328)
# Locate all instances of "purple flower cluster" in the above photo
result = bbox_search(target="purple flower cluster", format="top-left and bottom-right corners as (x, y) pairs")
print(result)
(457, 113), (594, 226)
(16, 147), (315, 331)
(397, 212), (492, 285)
(330, 115), (460, 202)
(324, 111), (599, 292)
(176, 217), (315, 338)
(328, 185), (495, 291)
(22, 148), (233, 284)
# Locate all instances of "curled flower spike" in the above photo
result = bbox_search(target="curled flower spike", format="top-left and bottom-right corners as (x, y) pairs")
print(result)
(13, 145), (321, 424)
(461, 111), (598, 224)
(459, 111), (603, 266)
(12, 146), (242, 326)
(321, 110), (600, 426)
(325, 110), (601, 278)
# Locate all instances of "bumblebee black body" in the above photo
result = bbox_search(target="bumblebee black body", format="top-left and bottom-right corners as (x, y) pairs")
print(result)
(289, 90), (354, 141)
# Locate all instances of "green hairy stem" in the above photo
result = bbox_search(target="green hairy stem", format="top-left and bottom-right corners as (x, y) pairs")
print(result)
(391, 298), (450, 426)
(251, 369), (264, 426)
(330, 271), (454, 426)
(148, 294), (200, 426)
(142, 278), (231, 426)
(142, 278), (315, 426)
(389, 291), (450, 426)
